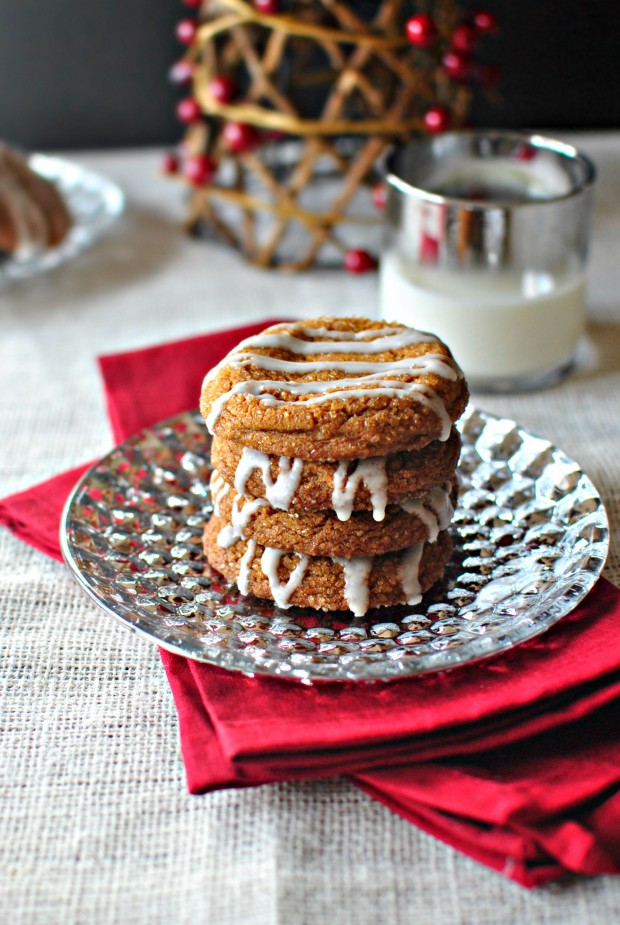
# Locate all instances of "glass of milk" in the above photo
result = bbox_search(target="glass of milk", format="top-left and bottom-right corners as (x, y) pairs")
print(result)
(380, 131), (596, 392)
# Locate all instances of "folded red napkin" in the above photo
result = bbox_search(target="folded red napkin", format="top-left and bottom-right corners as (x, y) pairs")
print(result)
(0, 320), (284, 561)
(2, 321), (619, 888)
(172, 594), (620, 782)
(356, 702), (620, 886)
(162, 648), (620, 887)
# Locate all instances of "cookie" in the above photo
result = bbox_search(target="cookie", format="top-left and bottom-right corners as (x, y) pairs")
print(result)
(0, 145), (72, 255)
(211, 471), (456, 557)
(200, 317), (468, 460)
(210, 428), (461, 516)
(204, 515), (453, 616)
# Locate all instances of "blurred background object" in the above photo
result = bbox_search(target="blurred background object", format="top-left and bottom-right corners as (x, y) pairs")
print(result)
(1, 0), (619, 152)
(0, 0), (181, 149)
(165, 0), (483, 270)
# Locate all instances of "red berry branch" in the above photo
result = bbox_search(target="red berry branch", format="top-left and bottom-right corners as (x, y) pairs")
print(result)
(165, 1), (500, 271)
(403, 5), (500, 146)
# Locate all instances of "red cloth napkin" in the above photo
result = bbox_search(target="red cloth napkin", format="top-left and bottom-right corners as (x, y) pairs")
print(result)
(171, 596), (620, 782)
(162, 647), (620, 887)
(1, 320), (620, 889)
(356, 703), (620, 886)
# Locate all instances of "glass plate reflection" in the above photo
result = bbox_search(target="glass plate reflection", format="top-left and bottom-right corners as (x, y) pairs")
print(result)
(60, 407), (609, 682)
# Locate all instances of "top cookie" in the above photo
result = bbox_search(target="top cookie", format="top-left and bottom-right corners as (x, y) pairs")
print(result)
(200, 317), (468, 460)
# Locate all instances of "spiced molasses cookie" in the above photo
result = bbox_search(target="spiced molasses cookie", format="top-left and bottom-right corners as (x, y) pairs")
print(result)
(204, 515), (453, 616)
(210, 428), (461, 516)
(211, 471), (456, 558)
(200, 317), (468, 460)
(0, 144), (72, 255)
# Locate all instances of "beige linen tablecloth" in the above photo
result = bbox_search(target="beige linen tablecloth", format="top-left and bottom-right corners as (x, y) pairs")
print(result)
(1, 135), (619, 924)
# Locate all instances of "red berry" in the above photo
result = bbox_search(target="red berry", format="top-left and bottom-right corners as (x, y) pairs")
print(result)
(209, 76), (237, 104)
(343, 249), (378, 274)
(254, 0), (279, 12)
(371, 182), (387, 210)
(182, 0), (202, 7)
(169, 60), (194, 85)
(176, 97), (202, 124)
(472, 9), (498, 34)
(420, 233), (439, 263)
(405, 14), (437, 48)
(442, 49), (471, 81)
(452, 23), (478, 53)
(424, 107), (451, 134)
(222, 121), (260, 153)
(176, 19), (197, 44)
(184, 154), (217, 186)
(515, 143), (537, 162)
(161, 153), (179, 175)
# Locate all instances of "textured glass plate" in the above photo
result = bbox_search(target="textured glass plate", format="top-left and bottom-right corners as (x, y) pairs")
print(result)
(61, 407), (609, 682)
(0, 154), (124, 285)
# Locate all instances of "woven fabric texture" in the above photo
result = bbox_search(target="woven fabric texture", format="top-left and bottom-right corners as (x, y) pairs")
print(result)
(1, 139), (620, 924)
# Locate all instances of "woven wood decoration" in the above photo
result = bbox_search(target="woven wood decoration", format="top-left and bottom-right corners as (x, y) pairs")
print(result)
(168, 0), (498, 271)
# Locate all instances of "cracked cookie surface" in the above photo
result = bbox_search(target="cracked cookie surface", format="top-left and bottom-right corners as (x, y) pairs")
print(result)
(204, 516), (453, 615)
(200, 317), (468, 460)
(210, 428), (461, 514)
(212, 477), (457, 558)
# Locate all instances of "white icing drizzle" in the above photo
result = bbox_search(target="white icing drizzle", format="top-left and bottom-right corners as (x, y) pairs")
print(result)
(227, 352), (458, 380)
(200, 326), (426, 385)
(203, 324), (460, 380)
(334, 556), (374, 616)
(209, 471), (230, 516)
(206, 378), (453, 440)
(217, 494), (267, 548)
(293, 324), (417, 341)
(234, 446), (303, 511)
(204, 350), (458, 396)
(260, 548), (309, 609)
(233, 327), (436, 356)
(400, 482), (454, 542)
(204, 323), (461, 443)
(400, 542), (425, 605)
(332, 458), (388, 522)
(237, 539), (257, 596)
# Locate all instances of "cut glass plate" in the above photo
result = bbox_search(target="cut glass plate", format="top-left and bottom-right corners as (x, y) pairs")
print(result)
(61, 406), (609, 682)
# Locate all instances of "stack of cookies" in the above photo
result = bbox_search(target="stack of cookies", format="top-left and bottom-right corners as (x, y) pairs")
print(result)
(200, 317), (468, 617)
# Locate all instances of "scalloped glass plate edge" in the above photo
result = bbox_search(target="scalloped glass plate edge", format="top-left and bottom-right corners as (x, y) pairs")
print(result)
(60, 406), (610, 683)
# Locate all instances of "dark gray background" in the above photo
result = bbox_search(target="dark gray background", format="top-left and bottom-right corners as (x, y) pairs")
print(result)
(1, 0), (618, 150)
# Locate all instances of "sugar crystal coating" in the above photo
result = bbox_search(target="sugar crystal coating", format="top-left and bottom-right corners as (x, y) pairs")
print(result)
(202, 317), (468, 615)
